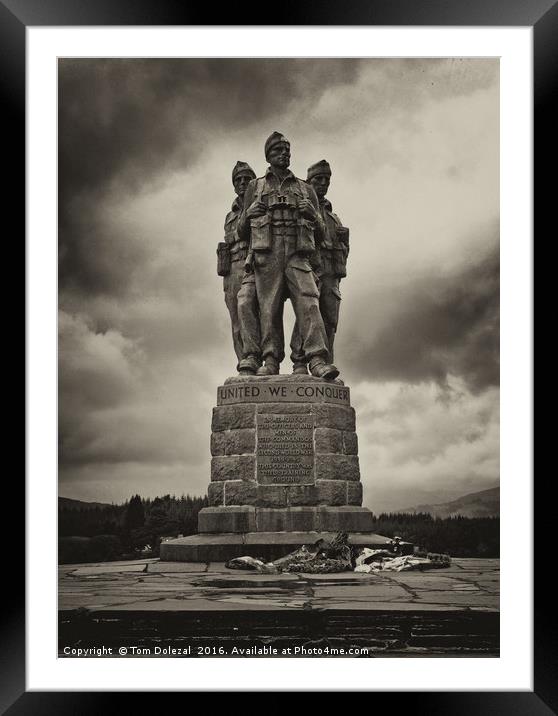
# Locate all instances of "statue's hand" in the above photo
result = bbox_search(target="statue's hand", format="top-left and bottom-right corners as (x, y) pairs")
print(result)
(298, 199), (317, 220)
(244, 252), (254, 273)
(246, 201), (267, 219)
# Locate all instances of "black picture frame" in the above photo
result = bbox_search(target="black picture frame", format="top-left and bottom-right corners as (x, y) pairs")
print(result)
(12, 0), (549, 710)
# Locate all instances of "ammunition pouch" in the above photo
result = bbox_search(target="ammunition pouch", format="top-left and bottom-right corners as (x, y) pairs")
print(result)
(230, 241), (249, 263)
(333, 226), (349, 277)
(336, 225), (349, 246)
(289, 257), (320, 298)
(333, 247), (347, 278)
(250, 214), (272, 252)
(217, 242), (231, 277)
(296, 218), (316, 255)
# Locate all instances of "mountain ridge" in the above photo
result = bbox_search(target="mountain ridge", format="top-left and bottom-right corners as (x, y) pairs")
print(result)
(59, 496), (114, 510)
(396, 486), (499, 518)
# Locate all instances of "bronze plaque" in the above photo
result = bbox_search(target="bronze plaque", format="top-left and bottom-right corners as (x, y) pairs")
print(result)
(256, 413), (314, 485)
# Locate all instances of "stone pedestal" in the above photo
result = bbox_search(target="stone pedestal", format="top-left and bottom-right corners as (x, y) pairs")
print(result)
(160, 375), (400, 562)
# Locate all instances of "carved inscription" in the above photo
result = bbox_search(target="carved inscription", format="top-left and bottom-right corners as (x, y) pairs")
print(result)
(257, 413), (314, 485)
(217, 382), (350, 406)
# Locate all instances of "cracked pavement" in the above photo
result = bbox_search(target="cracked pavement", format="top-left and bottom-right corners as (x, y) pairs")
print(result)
(59, 558), (499, 656)
(59, 557), (499, 612)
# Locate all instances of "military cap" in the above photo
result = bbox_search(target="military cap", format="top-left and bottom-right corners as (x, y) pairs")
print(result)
(232, 161), (256, 183)
(307, 159), (332, 181)
(264, 131), (289, 158)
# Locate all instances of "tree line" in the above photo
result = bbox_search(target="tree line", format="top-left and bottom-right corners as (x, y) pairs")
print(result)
(371, 512), (499, 558)
(59, 494), (208, 563)
(59, 495), (499, 563)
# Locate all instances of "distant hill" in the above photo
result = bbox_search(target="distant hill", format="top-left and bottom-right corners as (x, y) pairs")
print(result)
(59, 497), (114, 511)
(397, 486), (500, 518)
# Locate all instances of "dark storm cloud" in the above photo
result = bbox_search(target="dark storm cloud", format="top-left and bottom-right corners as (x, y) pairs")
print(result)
(58, 58), (361, 296)
(59, 59), (360, 198)
(58, 310), (213, 471)
(344, 243), (499, 392)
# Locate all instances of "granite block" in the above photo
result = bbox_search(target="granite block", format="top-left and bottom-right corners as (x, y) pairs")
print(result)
(314, 427), (344, 454)
(316, 479), (347, 506)
(211, 428), (255, 456)
(211, 455), (255, 482)
(198, 506), (256, 533)
(224, 479), (258, 505)
(212, 404), (256, 432)
(343, 431), (358, 455)
(312, 404), (356, 431)
(347, 481), (363, 506)
(315, 454), (360, 482)
(207, 482), (224, 506)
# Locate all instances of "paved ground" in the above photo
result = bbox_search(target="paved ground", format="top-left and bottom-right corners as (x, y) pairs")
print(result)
(59, 558), (499, 657)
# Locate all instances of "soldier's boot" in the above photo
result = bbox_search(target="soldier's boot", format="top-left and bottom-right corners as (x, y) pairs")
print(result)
(238, 354), (260, 376)
(292, 362), (309, 375)
(309, 356), (339, 381)
(257, 356), (280, 376)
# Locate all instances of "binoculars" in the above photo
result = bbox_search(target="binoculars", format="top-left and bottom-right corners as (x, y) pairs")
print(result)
(265, 192), (299, 211)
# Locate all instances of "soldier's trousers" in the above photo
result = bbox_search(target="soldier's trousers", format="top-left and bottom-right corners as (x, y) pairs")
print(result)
(249, 242), (329, 364)
(290, 272), (341, 364)
(237, 272), (266, 361)
(224, 259), (259, 369)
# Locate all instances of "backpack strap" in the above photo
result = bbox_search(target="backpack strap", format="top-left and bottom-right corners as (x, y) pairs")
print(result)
(254, 176), (266, 204)
(300, 180), (311, 200)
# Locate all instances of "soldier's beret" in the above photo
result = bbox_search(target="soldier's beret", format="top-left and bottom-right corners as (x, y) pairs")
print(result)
(264, 131), (289, 158)
(232, 161), (256, 183)
(307, 159), (332, 181)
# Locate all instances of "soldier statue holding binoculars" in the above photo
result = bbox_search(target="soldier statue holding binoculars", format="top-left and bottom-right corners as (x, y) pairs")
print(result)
(239, 132), (339, 379)
(218, 132), (342, 381)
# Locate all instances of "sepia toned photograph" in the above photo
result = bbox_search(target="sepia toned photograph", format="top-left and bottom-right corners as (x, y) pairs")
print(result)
(58, 57), (500, 658)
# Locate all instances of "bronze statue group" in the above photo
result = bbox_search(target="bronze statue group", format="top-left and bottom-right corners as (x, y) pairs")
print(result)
(217, 132), (349, 381)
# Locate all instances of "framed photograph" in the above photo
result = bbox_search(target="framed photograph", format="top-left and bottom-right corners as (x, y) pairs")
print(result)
(15, 0), (548, 709)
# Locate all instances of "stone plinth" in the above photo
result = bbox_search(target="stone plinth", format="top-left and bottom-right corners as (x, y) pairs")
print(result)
(162, 375), (395, 562)
(207, 376), (361, 511)
(198, 506), (374, 533)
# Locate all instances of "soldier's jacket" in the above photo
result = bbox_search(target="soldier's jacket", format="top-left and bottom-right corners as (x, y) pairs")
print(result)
(313, 198), (350, 279)
(224, 197), (250, 262)
(238, 168), (325, 263)
(217, 197), (249, 276)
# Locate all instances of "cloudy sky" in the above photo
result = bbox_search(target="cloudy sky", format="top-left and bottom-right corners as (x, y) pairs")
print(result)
(58, 58), (499, 512)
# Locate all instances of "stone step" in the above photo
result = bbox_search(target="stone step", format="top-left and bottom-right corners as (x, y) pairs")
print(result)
(160, 531), (412, 563)
(198, 505), (374, 533)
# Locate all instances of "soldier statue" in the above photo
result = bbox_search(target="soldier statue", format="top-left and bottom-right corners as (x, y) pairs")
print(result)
(236, 132), (339, 380)
(290, 160), (349, 373)
(217, 161), (261, 372)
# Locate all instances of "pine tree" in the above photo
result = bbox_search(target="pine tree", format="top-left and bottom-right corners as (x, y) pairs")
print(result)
(124, 494), (145, 532)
